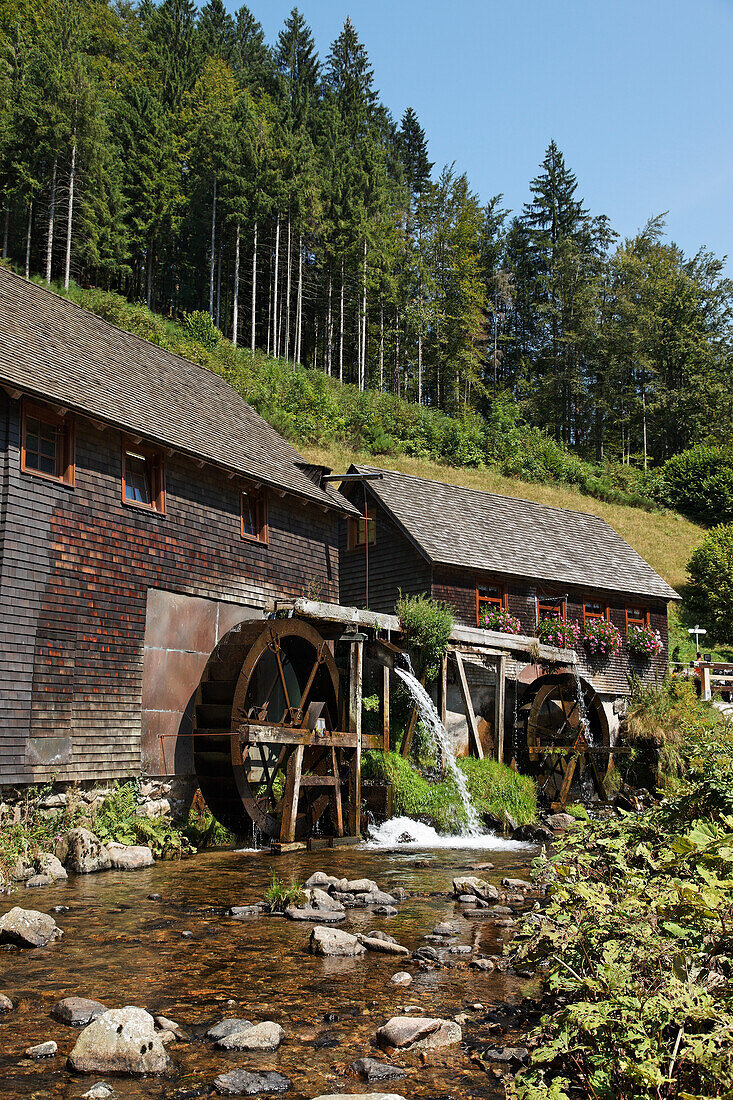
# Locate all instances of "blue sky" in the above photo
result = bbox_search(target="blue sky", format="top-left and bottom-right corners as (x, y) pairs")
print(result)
(226, 0), (733, 272)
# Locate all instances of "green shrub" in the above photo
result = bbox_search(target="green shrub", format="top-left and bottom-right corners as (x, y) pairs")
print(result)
(263, 872), (305, 911)
(183, 309), (221, 349)
(184, 806), (237, 848)
(686, 522), (733, 640)
(660, 443), (733, 524)
(395, 592), (454, 681)
(92, 782), (193, 859)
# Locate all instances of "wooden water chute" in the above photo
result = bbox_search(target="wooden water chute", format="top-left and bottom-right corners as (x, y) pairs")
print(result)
(518, 672), (612, 806)
(192, 617), (361, 843)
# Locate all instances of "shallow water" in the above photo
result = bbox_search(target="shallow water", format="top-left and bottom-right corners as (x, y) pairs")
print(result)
(0, 839), (538, 1099)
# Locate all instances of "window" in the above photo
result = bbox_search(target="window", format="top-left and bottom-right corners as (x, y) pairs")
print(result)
(626, 605), (649, 632)
(241, 487), (267, 543)
(21, 401), (75, 485)
(476, 583), (506, 624)
(537, 595), (566, 622)
(122, 444), (165, 513)
(348, 508), (375, 550)
(583, 599), (607, 625)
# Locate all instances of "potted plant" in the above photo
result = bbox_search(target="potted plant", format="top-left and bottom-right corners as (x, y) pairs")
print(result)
(627, 623), (663, 659)
(583, 617), (623, 657)
(537, 618), (580, 648)
(480, 605), (522, 635)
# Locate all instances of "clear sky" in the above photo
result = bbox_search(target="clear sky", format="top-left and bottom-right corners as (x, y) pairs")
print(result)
(226, 0), (733, 272)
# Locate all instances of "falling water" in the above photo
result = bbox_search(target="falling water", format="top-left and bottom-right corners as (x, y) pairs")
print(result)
(571, 665), (592, 744)
(394, 662), (482, 835)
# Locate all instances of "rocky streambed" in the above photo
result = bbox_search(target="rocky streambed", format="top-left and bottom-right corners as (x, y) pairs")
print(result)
(0, 839), (544, 1099)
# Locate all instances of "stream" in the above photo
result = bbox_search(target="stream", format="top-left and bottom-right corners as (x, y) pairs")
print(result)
(0, 836), (538, 1099)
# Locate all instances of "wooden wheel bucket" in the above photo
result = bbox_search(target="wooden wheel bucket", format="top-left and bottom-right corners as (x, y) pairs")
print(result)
(193, 618), (355, 842)
(521, 673), (611, 806)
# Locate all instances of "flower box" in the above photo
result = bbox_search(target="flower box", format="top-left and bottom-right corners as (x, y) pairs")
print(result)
(628, 624), (663, 659)
(583, 617), (623, 657)
(537, 618), (580, 648)
(480, 606), (522, 635)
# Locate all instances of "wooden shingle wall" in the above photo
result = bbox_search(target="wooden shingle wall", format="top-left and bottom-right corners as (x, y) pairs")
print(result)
(0, 397), (340, 786)
(338, 498), (431, 613)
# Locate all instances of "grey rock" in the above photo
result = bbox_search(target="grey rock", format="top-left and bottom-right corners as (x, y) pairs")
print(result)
(357, 935), (409, 956)
(214, 1070), (292, 1096)
(501, 877), (533, 890)
(544, 813), (577, 831)
(374, 905), (398, 916)
(25, 874), (54, 888)
(376, 1016), (462, 1051)
(67, 1006), (169, 1075)
(304, 887), (345, 912)
(484, 1045), (530, 1064)
(457, 893), (478, 904)
(390, 972), (412, 986)
(0, 906), (62, 948)
(65, 828), (111, 875)
(26, 1040), (57, 1058)
(0, 994), (13, 1012)
(52, 996), (107, 1027)
(471, 958), (495, 971)
(391, 887), (409, 901)
(363, 929), (397, 943)
(313, 1095), (406, 1100)
(155, 1015), (187, 1041)
(433, 922), (459, 937)
(344, 878), (379, 894)
(205, 1018), (252, 1041)
(310, 926), (365, 957)
(452, 876), (499, 902)
(38, 853), (67, 881)
(13, 857), (35, 881)
(304, 872), (331, 889)
(215, 1021), (284, 1052)
(81, 1085), (114, 1100)
(105, 843), (154, 871)
(412, 945), (441, 962)
(229, 905), (261, 919)
(470, 861), (495, 871)
(447, 945), (472, 955)
(514, 822), (554, 843)
(285, 906), (345, 923)
(364, 890), (397, 906)
(352, 1057), (406, 1082)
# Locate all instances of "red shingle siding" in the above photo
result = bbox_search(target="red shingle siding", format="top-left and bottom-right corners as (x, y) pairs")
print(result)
(0, 398), (340, 785)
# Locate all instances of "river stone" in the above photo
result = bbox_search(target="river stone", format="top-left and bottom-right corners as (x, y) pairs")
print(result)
(312, 1095), (406, 1100)
(38, 853), (68, 881)
(501, 877), (533, 890)
(0, 906), (62, 947)
(53, 997), (107, 1026)
(285, 906), (345, 923)
(25, 873), (55, 888)
(545, 812), (577, 831)
(229, 905), (261, 919)
(155, 1015), (187, 1040)
(390, 972), (412, 986)
(364, 929), (397, 943)
(310, 926), (366, 957)
(0, 994), (13, 1011)
(452, 876), (499, 902)
(377, 1016), (462, 1051)
(391, 888), (409, 901)
(26, 1040), (57, 1058)
(106, 843), (154, 871)
(82, 1086), (114, 1099)
(65, 828), (111, 874)
(374, 905), (398, 916)
(357, 935), (409, 956)
(304, 872), (331, 889)
(214, 1070), (292, 1096)
(484, 1045), (530, 1064)
(67, 1006), (169, 1075)
(13, 857), (34, 881)
(471, 958), (495, 971)
(215, 1021), (284, 1052)
(433, 922), (460, 937)
(305, 887), (345, 912)
(344, 878), (379, 894)
(205, 1018), (252, 1041)
(352, 1057), (407, 1082)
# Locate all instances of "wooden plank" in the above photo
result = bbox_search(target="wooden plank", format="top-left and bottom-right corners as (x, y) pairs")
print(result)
(454, 651), (483, 760)
(331, 746), (343, 836)
(299, 774), (337, 787)
(400, 699), (421, 758)
(238, 724), (357, 748)
(556, 755), (577, 807)
(440, 653), (447, 727)
(348, 638), (363, 835)
(382, 664), (390, 753)
(495, 654), (506, 763)
(279, 743), (304, 843)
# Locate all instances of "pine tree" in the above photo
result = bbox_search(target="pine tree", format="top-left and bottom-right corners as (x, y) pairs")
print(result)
(198, 0), (236, 64)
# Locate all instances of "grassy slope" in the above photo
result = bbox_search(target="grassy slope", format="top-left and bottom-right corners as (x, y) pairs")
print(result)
(301, 442), (703, 592)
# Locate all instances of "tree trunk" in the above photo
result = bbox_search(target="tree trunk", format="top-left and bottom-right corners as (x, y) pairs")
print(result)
(250, 219), (257, 354)
(272, 213), (280, 358)
(295, 233), (303, 364)
(63, 131), (77, 290)
(2, 206), (8, 260)
(285, 212), (292, 360)
(395, 308), (400, 397)
(355, 299), (361, 388)
(641, 369), (648, 470)
(232, 219), (240, 346)
(146, 243), (153, 309)
(379, 299), (384, 391)
(339, 258), (344, 383)
(361, 239), (367, 390)
(209, 176), (217, 316)
(24, 200), (32, 279)
(45, 153), (58, 284)
(326, 270), (332, 375)
(266, 256), (272, 357)
(216, 240), (222, 328)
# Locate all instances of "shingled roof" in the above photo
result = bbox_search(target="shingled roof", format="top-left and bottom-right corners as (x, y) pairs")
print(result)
(351, 465), (679, 601)
(0, 268), (356, 513)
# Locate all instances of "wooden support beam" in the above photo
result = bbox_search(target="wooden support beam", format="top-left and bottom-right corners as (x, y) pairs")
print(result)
(440, 653), (447, 727)
(280, 743), (304, 843)
(348, 637), (363, 835)
(382, 664), (390, 753)
(237, 723), (357, 748)
(331, 746), (343, 836)
(400, 669), (427, 759)
(494, 654), (506, 763)
(454, 651), (483, 760)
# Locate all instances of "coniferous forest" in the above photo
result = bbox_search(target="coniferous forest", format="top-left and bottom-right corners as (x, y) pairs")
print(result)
(2, 0), (733, 469)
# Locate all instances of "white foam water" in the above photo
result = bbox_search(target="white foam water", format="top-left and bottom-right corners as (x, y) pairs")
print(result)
(364, 815), (533, 851)
(394, 664), (482, 835)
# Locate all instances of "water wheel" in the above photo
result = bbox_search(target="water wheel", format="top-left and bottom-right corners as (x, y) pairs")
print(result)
(519, 672), (611, 806)
(193, 617), (354, 841)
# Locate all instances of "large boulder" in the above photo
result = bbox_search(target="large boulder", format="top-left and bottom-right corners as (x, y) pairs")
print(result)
(214, 1021), (284, 1052)
(304, 871), (332, 889)
(214, 1070), (292, 1096)
(452, 876), (499, 902)
(376, 1016), (462, 1051)
(67, 1006), (169, 1074)
(305, 887), (345, 912)
(105, 843), (154, 871)
(52, 997), (107, 1027)
(0, 906), (62, 948)
(65, 829), (111, 875)
(344, 878), (379, 894)
(309, 926), (366, 957)
(37, 854), (67, 881)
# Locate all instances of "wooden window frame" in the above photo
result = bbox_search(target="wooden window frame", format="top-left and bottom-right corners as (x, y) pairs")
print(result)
(537, 595), (567, 624)
(347, 507), (376, 551)
(240, 486), (268, 544)
(121, 441), (166, 514)
(583, 598), (609, 626)
(21, 399), (75, 486)
(626, 605), (650, 633)
(476, 582), (508, 626)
